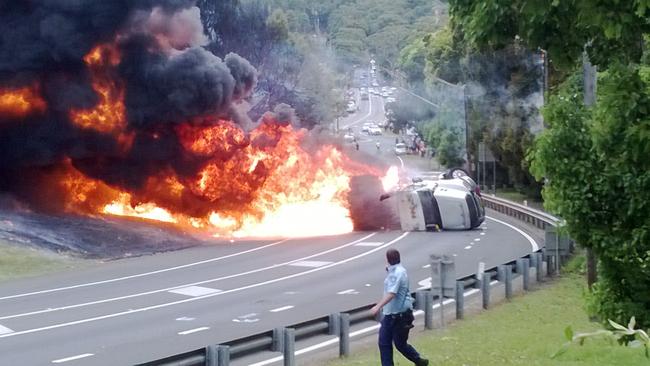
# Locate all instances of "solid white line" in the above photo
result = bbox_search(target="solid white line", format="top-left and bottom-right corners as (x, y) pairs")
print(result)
(0, 239), (289, 301)
(177, 326), (209, 335)
(51, 353), (94, 363)
(269, 306), (294, 313)
(397, 156), (404, 168)
(0, 234), (377, 321)
(0, 324), (13, 335)
(486, 216), (540, 252)
(0, 233), (408, 339)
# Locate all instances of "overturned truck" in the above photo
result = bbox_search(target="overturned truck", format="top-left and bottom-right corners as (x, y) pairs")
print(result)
(383, 169), (485, 231)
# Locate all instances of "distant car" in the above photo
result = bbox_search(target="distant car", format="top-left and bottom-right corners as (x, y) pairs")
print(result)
(386, 97), (396, 103)
(368, 126), (382, 135)
(372, 81), (379, 87)
(394, 143), (407, 155)
(361, 124), (370, 133)
(382, 168), (485, 231)
(360, 93), (369, 100)
(343, 134), (356, 143)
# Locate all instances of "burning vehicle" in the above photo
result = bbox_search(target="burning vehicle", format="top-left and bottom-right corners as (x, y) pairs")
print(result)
(0, 1), (390, 241)
(381, 169), (485, 231)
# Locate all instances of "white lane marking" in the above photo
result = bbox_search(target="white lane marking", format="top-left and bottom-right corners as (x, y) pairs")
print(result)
(464, 246), (472, 250)
(422, 264), (431, 269)
(365, 283), (372, 287)
(417, 278), (431, 290)
(0, 233), (378, 321)
(0, 233), (408, 339)
(51, 354), (94, 363)
(0, 239), (289, 301)
(486, 216), (539, 251)
(288, 260), (332, 268)
(354, 241), (384, 247)
(337, 289), (359, 295)
(480, 232), (486, 236)
(474, 238), (481, 242)
(397, 156), (404, 168)
(452, 254), (458, 257)
(250, 297), (471, 366)
(232, 313), (259, 323)
(175, 317), (194, 321)
(168, 286), (221, 297)
(178, 326), (209, 335)
(0, 324), (13, 335)
(269, 306), (294, 313)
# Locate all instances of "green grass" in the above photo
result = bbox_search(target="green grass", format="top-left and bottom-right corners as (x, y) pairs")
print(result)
(322, 273), (648, 366)
(0, 241), (85, 283)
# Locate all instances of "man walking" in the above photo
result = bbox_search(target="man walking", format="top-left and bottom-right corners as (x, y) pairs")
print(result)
(370, 249), (429, 366)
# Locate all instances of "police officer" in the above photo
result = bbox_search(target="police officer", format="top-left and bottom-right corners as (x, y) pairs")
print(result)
(370, 249), (429, 366)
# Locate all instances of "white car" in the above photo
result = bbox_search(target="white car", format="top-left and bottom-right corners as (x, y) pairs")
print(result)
(394, 143), (407, 155)
(381, 168), (485, 231)
(368, 126), (382, 135)
(361, 124), (370, 133)
(343, 134), (356, 143)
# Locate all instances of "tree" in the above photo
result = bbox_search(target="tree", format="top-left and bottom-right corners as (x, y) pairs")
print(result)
(449, 1), (650, 327)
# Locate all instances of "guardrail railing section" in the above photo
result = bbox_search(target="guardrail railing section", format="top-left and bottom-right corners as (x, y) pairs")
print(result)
(140, 197), (574, 366)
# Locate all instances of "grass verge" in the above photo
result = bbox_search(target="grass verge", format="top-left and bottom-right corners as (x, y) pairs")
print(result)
(322, 272), (647, 365)
(0, 240), (85, 283)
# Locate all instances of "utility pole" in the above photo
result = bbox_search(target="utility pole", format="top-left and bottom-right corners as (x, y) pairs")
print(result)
(583, 50), (598, 290)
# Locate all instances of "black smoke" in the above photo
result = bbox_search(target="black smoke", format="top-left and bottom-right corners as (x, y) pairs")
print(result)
(0, 0), (258, 213)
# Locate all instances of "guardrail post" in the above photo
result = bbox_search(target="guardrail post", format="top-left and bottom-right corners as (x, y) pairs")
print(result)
(547, 255), (556, 276)
(497, 265), (506, 282)
(482, 272), (491, 309)
(205, 345), (217, 366)
(530, 252), (538, 271)
(283, 328), (295, 366)
(455, 281), (464, 320)
(522, 258), (530, 291)
(505, 264), (513, 300)
(424, 292), (433, 329)
(339, 313), (350, 357)
(535, 252), (544, 282)
(272, 327), (284, 352)
(218, 345), (230, 366)
(328, 313), (340, 336)
(415, 290), (427, 311)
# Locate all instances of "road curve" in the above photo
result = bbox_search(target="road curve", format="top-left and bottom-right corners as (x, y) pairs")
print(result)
(0, 208), (541, 365)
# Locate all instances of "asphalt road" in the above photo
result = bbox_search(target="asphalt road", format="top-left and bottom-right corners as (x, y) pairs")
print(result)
(0, 95), (542, 365)
(0, 211), (540, 365)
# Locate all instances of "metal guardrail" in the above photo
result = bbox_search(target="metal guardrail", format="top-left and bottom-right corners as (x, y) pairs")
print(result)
(139, 197), (562, 366)
(481, 194), (560, 230)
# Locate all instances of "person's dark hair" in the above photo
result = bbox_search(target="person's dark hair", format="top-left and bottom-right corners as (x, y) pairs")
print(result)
(386, 249), (400, 265)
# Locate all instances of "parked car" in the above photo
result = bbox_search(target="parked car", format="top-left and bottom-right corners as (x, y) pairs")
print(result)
(394, 143), (407, 155)
(381, 168), (485, 231)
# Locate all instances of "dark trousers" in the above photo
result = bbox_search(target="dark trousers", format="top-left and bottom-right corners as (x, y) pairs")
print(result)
(378, 313), (421, 365)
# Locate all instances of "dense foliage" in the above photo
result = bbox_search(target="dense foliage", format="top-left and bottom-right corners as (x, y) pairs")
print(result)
(449, 0), (650, 327)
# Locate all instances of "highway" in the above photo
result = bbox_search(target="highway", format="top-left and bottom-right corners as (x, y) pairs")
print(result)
(0, 92), (543, 365)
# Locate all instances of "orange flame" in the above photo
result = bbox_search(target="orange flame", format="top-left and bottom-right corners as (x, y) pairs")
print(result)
(70, 44), (127, 135)
(53, 119), (379, 238)
(0, 85), (46, 119)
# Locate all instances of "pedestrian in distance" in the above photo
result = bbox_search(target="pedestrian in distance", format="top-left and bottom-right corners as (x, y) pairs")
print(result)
(376, 141), (381, 151)
(370, 249), (429, 366)
(355, 141), (359, 151)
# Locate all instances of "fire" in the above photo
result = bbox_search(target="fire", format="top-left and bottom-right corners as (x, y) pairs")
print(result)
(381, 166), (400, 192)
(70, 43), (127, 135)
(0, 85), (46, 119)
(52, 118), (381, 238)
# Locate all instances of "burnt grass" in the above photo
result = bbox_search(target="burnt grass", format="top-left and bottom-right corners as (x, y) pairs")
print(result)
(0, 208), (215, 260)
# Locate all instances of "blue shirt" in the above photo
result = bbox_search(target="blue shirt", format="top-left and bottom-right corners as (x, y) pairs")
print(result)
(382, 263), (413, 315)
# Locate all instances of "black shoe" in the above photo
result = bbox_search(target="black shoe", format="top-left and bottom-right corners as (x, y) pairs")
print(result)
(415, 358), (429, 366)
